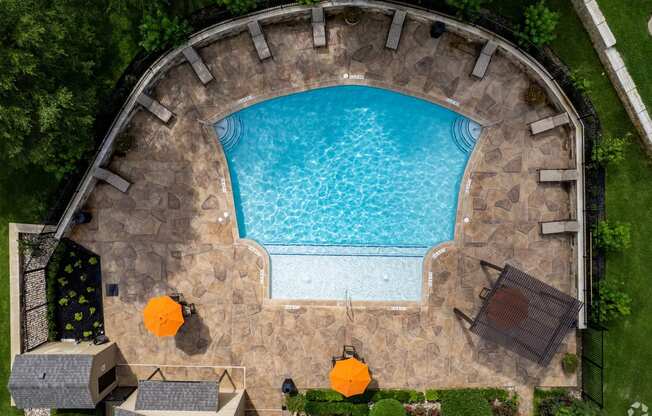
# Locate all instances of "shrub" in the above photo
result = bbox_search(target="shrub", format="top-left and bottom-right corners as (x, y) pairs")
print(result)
(296, 0), (318, 4)
(64, 264), (74, 274)
(74, 259), (82, 268)
(74, 312), (83, 321)
(438, 390), (492, 416)
(83, 330), (93, 338)
(87, 286), (95, 293)
(493, 397), (519, 416)
(372, 390), (424, 404)
(65, 323), (74, 331)
(592, 135), (628, 166)
(88, 256), (98, 265)
(520, 1), (559, 46)
(57, 277), (68, 287)
(93, 321), (101, 328)
(593, 220), (631, 251)
(561, 353), (578, 374)
(306, 389), (345, 402)
(215, 0), (258, 15)
(78, 295), (88, 304)
(139, 8), (191, 52)
(89, 307), (97, 315)
(58, 297), (69, 306)
(425, 390), (439, 402)
(80, 274), (87, 282)
(286, 394), (307, 415)
(593, 280), (632, 324)
(68, 290), (77, 298)
(445, 0), (489, 17)
(554, 399), (602, 416)
(305, 401), (369, 416)
(370, 399), (405, 416)
(569, 69), (592, 94)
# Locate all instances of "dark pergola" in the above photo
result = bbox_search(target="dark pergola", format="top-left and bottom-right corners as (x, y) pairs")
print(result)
(454, 261), (583, 366)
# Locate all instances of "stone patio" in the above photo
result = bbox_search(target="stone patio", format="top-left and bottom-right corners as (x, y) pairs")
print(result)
(70, 10), (579, 415)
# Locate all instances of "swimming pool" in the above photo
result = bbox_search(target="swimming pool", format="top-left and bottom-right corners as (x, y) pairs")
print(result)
(215, 86), (480, 301)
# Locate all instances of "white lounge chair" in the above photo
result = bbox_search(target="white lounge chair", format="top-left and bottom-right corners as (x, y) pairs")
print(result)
(538, 169), (578, 182)
(540, 220), (579, 235)
(471, 40), (498, 79)
(312, 7), (326, 48)
(248, 21), (272, 60)
(386, 10), (407, 50)
(530, 113), (570, 135)
(182, 46), (214, 85)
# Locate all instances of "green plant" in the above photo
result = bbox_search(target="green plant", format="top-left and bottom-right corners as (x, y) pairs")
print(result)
(78, 295), (88, 304)
(58, 297), (69, 306)
(593, 220), (631, 251)
(68, 290), (77, 298)
(215, 0), (257, 16)
(74, 259), (82, 268)
(424, 390), (439, 402)
(306, 389), (344, 402)
(93, 321), (101, 328)
(525, 83), (547, 106)
(80, 273), (87, 282)
(445, 0), (489, 18)
(57, 277), (68, 287)
(438, 390), (493, 416)
(296, 0), (318, 4)
(87, 286), (95, 293)
(305, 402), (369, 416)
(139, 8), (191, 52)
(89, 307), (96, 315)
(69, 251), (76, 257)
(372, 390), (424, 404)
(65, 323), (74, 331)
(592, 135), (629, 166)
(593, 279), (632, 324)
(520, 1), (559, 46)
(74, 312), (83, 321)
(64, 264), (74, 274)
(285, 393), (307, 416)
(569, 69), (592, 94)
(83, 330), (92, 338)
(114, 133), (136, 156)
(88, 256), (98, 265)
(370, 399), (405, 416)
(493, 395), (519, 416)
(561, 353), (578, 374)
(554, 399), (602, 416)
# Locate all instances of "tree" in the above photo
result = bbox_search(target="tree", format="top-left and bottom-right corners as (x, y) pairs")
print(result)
(593, 220), (631, 251)
(215, 0), (257, 15)
(139, 7), (191, 52)
(445, 0), (489, 18)
(520, 1), (559, 46)
(592, 134), (629, 166)
(0, 0), (111, 179)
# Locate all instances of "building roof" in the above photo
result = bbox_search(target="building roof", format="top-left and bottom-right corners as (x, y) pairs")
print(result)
(8, 354), (95, 409)
(135, 380), (219, 412)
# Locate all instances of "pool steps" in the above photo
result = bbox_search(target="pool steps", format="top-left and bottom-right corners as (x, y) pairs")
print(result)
(265, 244), (427, 257)
(215, 115), (243, 152)
(451, 116), (481, 153)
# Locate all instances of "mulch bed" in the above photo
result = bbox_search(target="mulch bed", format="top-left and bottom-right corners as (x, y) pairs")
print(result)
(47, 239), (104, 341)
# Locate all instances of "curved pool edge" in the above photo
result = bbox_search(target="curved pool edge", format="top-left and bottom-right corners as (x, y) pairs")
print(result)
(209, 84), (487, 307)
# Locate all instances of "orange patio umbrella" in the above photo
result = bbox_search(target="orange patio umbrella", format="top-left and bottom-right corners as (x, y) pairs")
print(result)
(143, 295), (184, 337)
(329, 358), (371, 397)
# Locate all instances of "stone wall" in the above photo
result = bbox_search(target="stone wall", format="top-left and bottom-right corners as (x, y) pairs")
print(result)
(571, 0), (652, 149)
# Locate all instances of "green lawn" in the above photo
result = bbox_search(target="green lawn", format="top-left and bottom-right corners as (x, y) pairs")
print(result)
(495, 0), (652, 414)
(598, 0), (652, 110)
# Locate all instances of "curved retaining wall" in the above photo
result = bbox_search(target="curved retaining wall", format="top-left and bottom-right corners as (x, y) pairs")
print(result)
(53, 0), (587, 327)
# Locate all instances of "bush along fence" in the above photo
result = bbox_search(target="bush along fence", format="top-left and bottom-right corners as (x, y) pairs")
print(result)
(30, 0), (606, 407)
(291, 388), (519, 416)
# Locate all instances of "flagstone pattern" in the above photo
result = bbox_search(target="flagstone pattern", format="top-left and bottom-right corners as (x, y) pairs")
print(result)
(70, 10), (580, 415)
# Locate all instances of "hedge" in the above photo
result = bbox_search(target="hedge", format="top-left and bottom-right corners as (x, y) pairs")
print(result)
(306, 389), (345, 402)
(369, 399), (406, 416)
(438, 389), (493, 416)
(371, 390), (425, 404)
(304, 401), (370, 416)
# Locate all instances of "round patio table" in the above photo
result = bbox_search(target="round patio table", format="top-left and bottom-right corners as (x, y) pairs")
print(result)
(486, 287), (529, 331)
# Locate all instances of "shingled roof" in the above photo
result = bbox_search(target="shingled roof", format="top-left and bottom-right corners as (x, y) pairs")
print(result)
(8, 354), (95, 409)
(135, 380), (219, 412)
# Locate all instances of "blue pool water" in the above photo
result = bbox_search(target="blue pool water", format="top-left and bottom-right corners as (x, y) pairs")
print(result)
(215, 86), (480, 300)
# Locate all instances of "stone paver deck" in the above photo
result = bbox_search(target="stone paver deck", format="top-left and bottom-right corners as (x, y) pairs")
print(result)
(71, 10), (579, 415)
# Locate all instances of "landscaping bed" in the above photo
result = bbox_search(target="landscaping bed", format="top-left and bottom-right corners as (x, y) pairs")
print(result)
(290, 388), (519, 416)
(46, 239), (104, 341)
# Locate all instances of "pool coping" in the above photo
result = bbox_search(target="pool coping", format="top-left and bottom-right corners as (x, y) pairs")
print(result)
(54, 0), (586, 326)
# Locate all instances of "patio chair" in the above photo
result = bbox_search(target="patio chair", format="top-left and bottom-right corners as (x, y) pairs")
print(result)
(182, 303), (196, 318)
(248, 20), (272, 60)
(471, 40), (498, 79)
(540, 220), (579, 235)
(386, 10), (407, 50)
(332, 345), (364, 367)
(136, 93), (174, 124)
(182, 46), (214, 85)
(529, 112), (570, 135)
(538, 169), (578, 182)
(312, 7), (326, 48)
